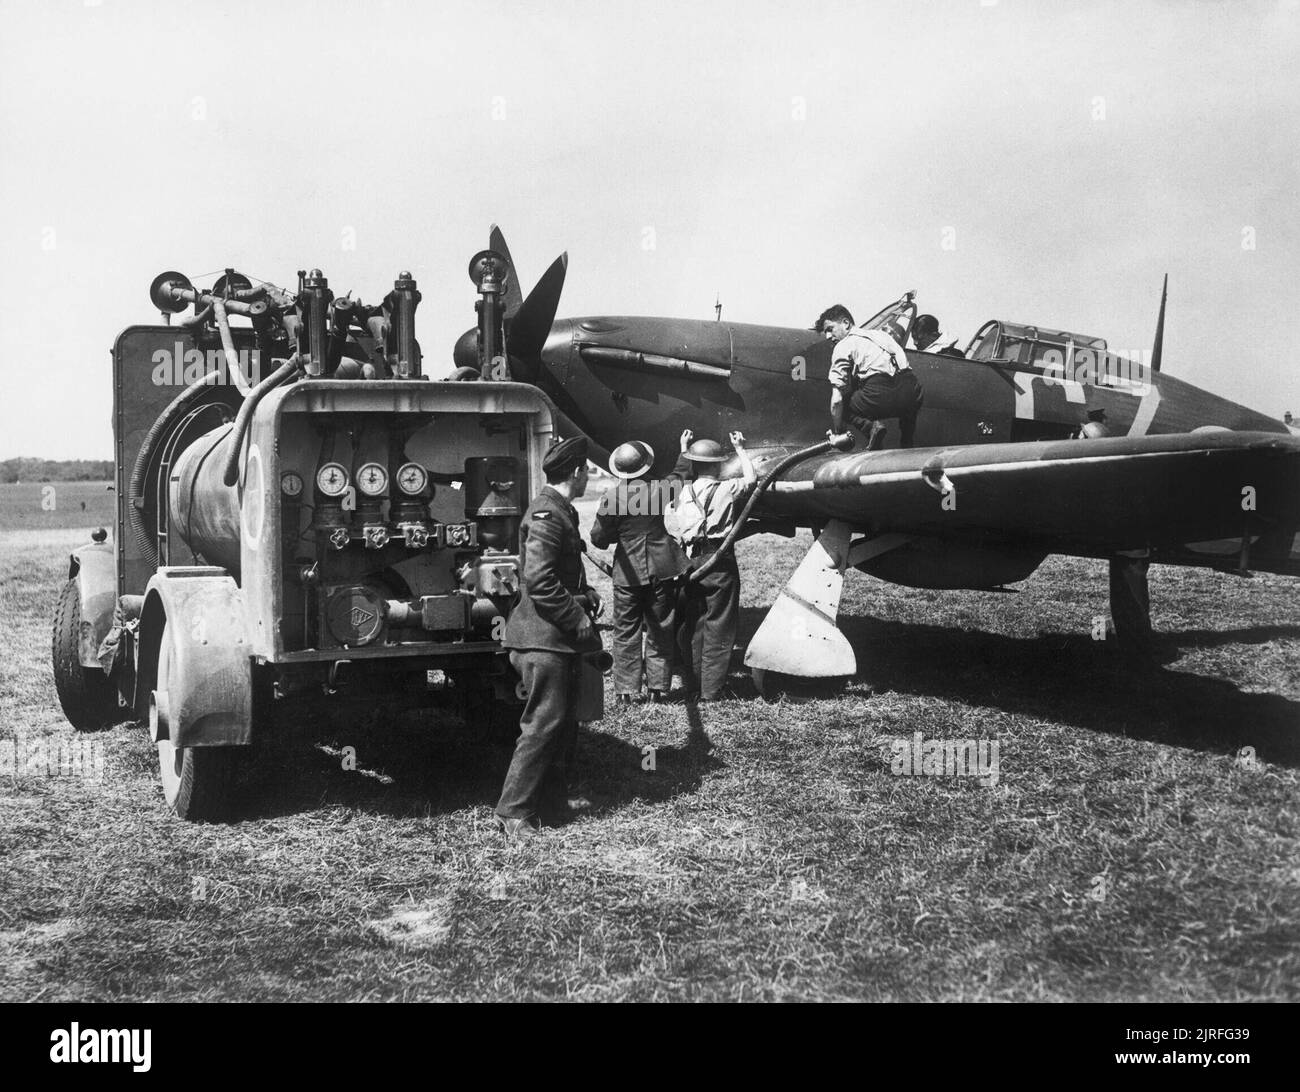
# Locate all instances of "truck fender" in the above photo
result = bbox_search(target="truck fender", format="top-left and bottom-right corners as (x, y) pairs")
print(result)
(139, 567), (252, 748)
(68, 542), (117, 670)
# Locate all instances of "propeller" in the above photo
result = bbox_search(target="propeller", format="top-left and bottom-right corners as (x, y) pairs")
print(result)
(451, 227), (567, 381)
(509, 251), (567, 360)
(489, 223), (525, 316)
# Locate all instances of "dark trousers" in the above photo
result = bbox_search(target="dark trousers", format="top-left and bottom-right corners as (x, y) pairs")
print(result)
(678, 550), (740, 700)
(496, 650), (579, 821)
(612, 579), (678, 695)
(849, 370), (924, 448)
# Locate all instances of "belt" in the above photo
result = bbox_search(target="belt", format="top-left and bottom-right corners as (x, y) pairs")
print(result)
(687, 537), (730, 559)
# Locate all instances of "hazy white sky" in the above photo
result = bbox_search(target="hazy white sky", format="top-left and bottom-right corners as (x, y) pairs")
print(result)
(2, 0), (1297, 458)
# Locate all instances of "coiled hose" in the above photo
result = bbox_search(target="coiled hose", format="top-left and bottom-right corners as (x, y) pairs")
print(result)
(127, 371), (228, 567)
(127, 356), (302, 566)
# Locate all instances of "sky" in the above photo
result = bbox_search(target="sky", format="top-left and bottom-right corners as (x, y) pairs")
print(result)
(1, 0), (1297, 458)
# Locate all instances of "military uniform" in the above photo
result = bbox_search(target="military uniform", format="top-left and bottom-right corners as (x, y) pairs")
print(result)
(496, 441), (600, 828)
(590, 472), (689, 698)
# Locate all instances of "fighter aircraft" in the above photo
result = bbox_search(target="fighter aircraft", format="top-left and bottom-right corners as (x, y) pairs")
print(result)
(452, 228), (1300, 685)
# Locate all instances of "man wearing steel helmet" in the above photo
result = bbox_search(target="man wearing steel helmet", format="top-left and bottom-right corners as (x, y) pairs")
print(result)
(670, 429), (757, 702)
(496, 435), (603, 841)
(590, 434), (691, 704)
(819, 304), (925, 450)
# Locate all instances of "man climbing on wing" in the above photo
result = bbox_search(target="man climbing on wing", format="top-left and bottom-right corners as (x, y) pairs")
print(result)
(819, 304), (925, 449)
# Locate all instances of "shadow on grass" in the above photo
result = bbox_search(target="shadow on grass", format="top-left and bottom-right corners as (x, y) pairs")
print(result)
(1165, 624), (1300, 648)
(732, 607), (1300, 767)
(231, 687), (719, 821)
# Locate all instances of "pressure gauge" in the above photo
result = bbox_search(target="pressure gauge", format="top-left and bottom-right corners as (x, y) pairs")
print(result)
(316, 462), (349, 497)
(357, 462), (389, 497)
(396, 462), (428, 496)
(280, 471), (304, 498)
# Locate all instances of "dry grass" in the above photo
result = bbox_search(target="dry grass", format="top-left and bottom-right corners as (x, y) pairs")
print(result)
(0, 486), (1296, 1001)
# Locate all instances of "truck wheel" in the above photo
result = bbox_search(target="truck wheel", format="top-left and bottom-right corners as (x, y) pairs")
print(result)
(51, 578), (118, 731)
(152, 622), (238, 821)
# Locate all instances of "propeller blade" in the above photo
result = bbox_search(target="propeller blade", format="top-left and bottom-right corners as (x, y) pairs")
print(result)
(489, 224), (525, 316)
(509, 252), (568, 358)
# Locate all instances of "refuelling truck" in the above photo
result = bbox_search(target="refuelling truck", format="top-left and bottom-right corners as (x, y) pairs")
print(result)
(51, 256), (600, 820)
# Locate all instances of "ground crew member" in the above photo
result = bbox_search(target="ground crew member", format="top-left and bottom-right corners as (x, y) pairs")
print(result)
(671, 430), (757, 702)
(818, 304), (925, 449)
(496, 436), (602, 841)
(590, 436), (690, 705)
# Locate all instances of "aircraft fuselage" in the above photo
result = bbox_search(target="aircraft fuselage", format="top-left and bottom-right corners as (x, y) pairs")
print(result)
(536, 315), (1286, 476)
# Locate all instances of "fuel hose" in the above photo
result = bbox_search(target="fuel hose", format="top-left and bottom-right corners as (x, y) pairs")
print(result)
(687, 434), (854, 582)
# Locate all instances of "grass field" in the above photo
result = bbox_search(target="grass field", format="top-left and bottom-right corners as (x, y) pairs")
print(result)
(0, 483), (1297, 1001)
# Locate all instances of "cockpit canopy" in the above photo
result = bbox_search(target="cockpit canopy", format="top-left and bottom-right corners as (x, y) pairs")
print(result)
(966, 320), (1107, 368)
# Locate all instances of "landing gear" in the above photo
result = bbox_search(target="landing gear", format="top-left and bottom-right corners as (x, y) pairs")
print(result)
(745, 520), (857, 682)
(1108, 551), (1154, 656)
(150, 622), (240, 821)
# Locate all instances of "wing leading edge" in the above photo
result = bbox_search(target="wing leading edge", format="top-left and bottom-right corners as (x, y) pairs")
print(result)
(751, 431), (1300, 569)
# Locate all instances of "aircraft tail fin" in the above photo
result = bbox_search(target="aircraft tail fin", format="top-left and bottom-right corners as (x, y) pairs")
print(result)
(1151, 273), (1167, 373)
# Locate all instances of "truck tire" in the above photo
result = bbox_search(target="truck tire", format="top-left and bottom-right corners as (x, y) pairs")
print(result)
(154, 621), (239, 821)
(51, 578), (118, 731)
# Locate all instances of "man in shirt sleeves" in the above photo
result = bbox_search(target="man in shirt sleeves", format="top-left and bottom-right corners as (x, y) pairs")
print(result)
(671, 430), (757, 702)
(819, 304), (925, 450)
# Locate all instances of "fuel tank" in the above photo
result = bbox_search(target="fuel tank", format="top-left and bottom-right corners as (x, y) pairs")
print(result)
(168, 423), (243, 575)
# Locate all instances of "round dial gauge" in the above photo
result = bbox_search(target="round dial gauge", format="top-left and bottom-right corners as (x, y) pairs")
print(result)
(357, 462), (389, 496)
(396, 462), (428, 496)
(280, 471), (304, 498)
(316, 462), (349, 497)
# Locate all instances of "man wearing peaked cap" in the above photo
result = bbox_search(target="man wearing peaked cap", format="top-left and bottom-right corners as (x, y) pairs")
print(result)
(497, 435), (602, 841)
(590, 434), (691, 704)
(541, 435), (588, 477)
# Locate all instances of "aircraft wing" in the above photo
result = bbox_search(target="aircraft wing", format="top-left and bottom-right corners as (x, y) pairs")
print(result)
(752, 430), (1300, 575)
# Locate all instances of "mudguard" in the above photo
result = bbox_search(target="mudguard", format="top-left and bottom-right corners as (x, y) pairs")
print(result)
(140, 567), (252, 748)
(69, 542), (117, 670)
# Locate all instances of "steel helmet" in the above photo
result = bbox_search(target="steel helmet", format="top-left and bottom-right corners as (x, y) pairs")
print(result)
(608, 440), (655, 479)
(683, 439), (727, 463)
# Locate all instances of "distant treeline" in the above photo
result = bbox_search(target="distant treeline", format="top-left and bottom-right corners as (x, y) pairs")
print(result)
(2, 458), (114, 483)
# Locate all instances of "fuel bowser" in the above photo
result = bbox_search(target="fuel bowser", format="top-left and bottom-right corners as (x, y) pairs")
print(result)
(51, 255), (604, 820)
